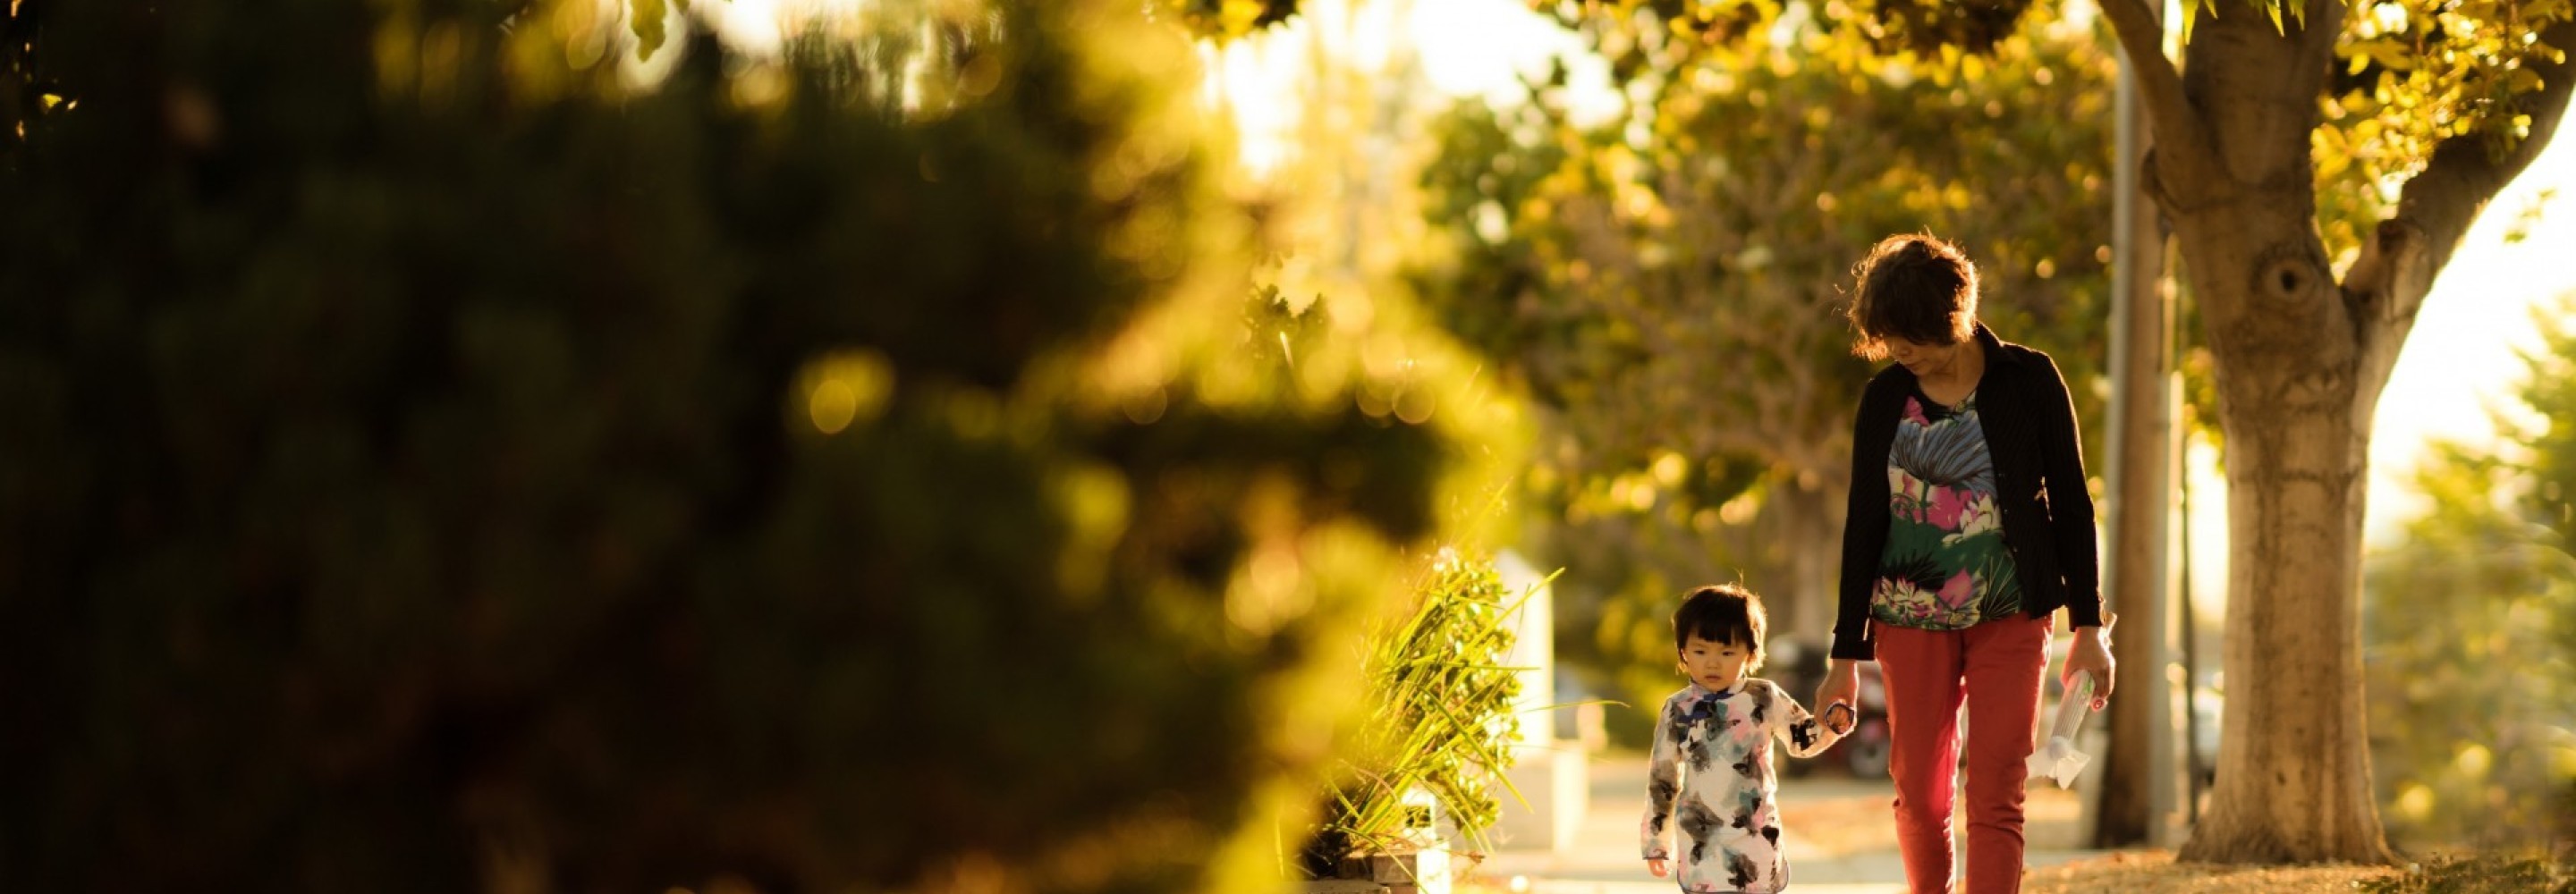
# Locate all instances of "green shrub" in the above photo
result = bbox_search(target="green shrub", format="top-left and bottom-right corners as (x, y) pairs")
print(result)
(0, 1), (1499, 890)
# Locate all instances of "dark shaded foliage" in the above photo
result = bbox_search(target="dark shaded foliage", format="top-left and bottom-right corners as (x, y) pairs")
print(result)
(0, 1), (1469, 891)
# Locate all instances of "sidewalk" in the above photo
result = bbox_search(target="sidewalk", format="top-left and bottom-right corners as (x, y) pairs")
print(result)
(1470, 755), (2104, 894)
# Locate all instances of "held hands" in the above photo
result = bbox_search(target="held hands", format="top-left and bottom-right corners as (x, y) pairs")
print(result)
(1819, 701), (1858, 735)
(1813, 659), (1860, 726)
(1646, 858), (1668, 878)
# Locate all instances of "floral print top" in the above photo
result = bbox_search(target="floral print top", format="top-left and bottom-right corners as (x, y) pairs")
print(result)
(1870, 389), (2023, 630)
(1640, 679), (1843, 894)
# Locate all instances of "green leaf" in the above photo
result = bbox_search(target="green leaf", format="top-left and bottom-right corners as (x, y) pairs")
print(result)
(631, 0), (669, 62)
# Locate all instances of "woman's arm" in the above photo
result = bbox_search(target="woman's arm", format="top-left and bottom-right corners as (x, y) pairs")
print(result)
(1830, 375), (1896, 662)
(2034, 353), (2115, 698)
(2034, 353), (2102, 628)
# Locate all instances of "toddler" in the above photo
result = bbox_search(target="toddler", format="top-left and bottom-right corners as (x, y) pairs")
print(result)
(1641, 584), (1855, 893)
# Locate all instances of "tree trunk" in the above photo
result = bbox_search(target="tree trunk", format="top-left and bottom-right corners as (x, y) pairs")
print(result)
(2098, 0), (2394, 864)
(2165, 197), (2394, 865)
(1773, 468), (1844, 645)
(2090, 0), (2576, 864)
(2179, 326), (2392, 863)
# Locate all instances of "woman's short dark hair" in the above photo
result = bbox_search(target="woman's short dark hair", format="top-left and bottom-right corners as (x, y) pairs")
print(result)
(1673, 584), (1767, 672)
(1846, 232), (1979, 361)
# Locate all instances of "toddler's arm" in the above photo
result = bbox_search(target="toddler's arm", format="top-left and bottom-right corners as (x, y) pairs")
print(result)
(1640, 696), (1682, 864)
(1768, 682), (1848, 759)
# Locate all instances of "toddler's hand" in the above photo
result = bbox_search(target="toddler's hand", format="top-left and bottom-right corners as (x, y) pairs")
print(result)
(1647, 857), (1668, 878)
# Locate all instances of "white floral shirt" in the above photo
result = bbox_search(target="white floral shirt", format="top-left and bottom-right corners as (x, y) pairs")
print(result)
(1640, 679), (1843, 893)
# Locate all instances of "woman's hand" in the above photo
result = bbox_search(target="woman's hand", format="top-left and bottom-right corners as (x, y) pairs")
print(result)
(1814, 659), (1861, 722)
(1647, 858), (1669, 878)
(2063, 625), (2115, 709)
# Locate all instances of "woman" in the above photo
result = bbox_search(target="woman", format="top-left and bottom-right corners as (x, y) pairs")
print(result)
(1811, 233), (2115, 894)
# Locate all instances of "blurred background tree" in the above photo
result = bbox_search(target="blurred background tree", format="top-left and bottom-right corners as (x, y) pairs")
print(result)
(2365, 293), (2576, 852)
(1409, 4), (2114, 739)
(0, 0), (1510, 890)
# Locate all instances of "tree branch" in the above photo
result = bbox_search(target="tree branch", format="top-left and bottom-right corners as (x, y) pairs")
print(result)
(2348, 15), (2576, 400)
(2362, 15), (2576, 321)
(2097, 0), (2211, 181)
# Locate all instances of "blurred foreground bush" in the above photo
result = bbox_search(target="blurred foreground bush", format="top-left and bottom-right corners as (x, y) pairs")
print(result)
(0, 1), (1501, 890)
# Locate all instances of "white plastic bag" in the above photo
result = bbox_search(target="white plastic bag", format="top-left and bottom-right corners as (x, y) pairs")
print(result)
(2028, 670), (2095, 789)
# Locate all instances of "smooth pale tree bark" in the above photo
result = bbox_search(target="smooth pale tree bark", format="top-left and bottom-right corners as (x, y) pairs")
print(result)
(2093, 4), (2174, 841)
(2096, 0), (2576, 864)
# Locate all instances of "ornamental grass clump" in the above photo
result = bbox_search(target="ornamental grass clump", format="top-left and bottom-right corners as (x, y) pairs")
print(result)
(1301, 551), (1532, 877)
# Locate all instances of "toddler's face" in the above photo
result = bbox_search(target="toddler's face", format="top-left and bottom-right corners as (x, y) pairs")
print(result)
(1678, 634), (1753, 692)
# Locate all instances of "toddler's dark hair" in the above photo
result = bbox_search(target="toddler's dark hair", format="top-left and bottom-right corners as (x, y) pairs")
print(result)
(1673, 584), (1767, 672)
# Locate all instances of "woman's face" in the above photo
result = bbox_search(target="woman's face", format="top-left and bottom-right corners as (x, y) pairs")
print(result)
(1882, 334), (1966, 379)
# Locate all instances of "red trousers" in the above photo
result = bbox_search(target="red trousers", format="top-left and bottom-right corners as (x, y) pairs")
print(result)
(1875, 612), (2051, 894)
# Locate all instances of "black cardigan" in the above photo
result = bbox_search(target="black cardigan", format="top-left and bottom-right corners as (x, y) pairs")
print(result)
(1829, 325), (2105, 661)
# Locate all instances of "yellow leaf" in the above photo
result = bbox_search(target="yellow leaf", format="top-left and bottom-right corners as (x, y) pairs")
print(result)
(630, 0), (668, 62)
(1221, 0), (1264, 37)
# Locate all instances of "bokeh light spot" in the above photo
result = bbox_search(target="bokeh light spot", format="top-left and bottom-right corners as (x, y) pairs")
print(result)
(797, 350), (894, 435)
(809, 382), (858, 434)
